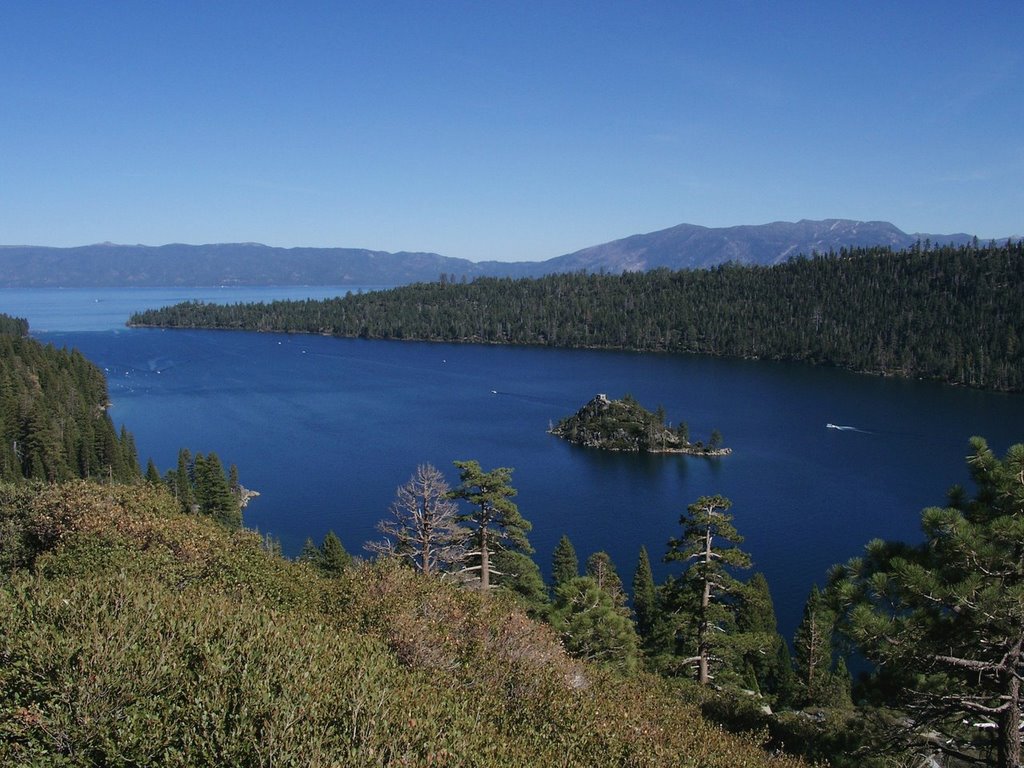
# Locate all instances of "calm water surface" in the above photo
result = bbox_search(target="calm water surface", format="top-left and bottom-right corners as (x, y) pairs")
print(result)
(7, 287), (1023, 639)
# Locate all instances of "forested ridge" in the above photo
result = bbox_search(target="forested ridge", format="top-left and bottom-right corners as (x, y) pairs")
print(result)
(130, 239), (1024, 391)
(0, 315), (138, 482)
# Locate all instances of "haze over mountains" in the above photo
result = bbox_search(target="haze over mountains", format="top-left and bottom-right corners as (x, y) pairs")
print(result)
(0, 219), (986, 288)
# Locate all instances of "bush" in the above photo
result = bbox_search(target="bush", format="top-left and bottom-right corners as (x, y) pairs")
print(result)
(0, 480), (808, 767)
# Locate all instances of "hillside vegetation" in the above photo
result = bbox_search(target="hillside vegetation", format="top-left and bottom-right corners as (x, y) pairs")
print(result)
(0, 480), (805, 767)
(0, 318), (138, 482)
(130, 239), (1024, 391)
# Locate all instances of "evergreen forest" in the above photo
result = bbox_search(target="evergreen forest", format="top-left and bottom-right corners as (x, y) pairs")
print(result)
(130, 239), (1024, 391)
(0, 316), (137, 482)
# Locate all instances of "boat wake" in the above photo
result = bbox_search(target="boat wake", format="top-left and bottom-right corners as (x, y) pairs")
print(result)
(826, 423), (870, 433)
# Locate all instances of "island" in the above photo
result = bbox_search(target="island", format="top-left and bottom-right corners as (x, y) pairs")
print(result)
(548, 394), (731, 456)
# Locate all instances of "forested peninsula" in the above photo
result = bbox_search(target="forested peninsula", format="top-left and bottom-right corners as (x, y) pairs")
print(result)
(129, 239), (1024, 391)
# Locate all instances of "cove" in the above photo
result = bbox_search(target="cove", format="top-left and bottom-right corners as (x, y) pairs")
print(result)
(12, 286), (1024, 640)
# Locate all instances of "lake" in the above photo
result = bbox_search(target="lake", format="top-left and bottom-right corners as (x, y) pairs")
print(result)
(6, 286), (1023, 640)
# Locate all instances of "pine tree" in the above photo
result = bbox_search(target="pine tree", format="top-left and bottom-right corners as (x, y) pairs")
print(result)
(664, 494), (751, 685)
(586, 551), (626, 607)
(491, 549), (550, 619)
(319, 531), (351, 576)
(118, 425), (139, 479)
(550, 576), (640, 673)
(834, 437), (1024, 767)
(297, 537), (321, 565)
(735, 572), (794, 704)
(551, 534), (579, 591)
(173, 448), (195, 512)
(793, 585), (837, 708)
(450, 460), (531, 591)
(145, 458), (162, 485)
(631, 546), (657, 640)
(194, 452), (241, 529)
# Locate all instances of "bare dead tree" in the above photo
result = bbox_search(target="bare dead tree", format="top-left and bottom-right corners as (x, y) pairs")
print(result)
(366, 463), (469, 577)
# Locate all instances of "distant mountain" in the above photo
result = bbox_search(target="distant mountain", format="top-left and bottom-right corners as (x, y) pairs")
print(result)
(541, 219), (979, 273)
(0, 220), (987, 287)
(0, 242), (480, 288)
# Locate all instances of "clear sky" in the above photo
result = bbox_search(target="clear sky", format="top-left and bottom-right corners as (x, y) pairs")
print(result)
(2, 1), (1021, 261)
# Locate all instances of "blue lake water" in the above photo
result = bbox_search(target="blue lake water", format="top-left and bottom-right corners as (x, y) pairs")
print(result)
(6, 286), (1024, 640)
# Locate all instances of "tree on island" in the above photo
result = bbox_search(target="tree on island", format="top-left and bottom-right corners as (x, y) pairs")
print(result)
(832, 437), (1024, 768)
(549, 394), (730, 455)
(709, 429), (723, 451)
(366, 463), (468, 576)
(449, 460), (532, 591)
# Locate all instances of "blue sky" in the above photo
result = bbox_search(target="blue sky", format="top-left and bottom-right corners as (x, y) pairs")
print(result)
(2, 1), (1021, 261)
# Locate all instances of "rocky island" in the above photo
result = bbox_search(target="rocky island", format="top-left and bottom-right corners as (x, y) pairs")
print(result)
(549, 394), (731, 456)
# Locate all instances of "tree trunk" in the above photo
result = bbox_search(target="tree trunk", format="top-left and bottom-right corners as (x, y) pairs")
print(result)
(999, 673), (1020, 768)
(479, 528), (490, 591)
(698, 523), (712, 685)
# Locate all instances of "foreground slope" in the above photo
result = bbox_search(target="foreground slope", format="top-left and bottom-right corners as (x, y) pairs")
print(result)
(0, 480), (805, 767)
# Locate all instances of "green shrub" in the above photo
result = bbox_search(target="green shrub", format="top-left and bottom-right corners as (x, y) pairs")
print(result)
(0, 480), (808, 767)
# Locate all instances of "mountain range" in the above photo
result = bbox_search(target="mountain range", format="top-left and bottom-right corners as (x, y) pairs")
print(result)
(0, 219), (986, 287)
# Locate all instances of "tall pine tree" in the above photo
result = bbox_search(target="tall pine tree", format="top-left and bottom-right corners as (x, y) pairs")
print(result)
(450, 460), (531, 591)
(664, 494), (751, 685)
(631, 546), (657, 640)
(834, 437), (1024, 767)
(793, 585), (842, 708)
(735, 572), (795, 704)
